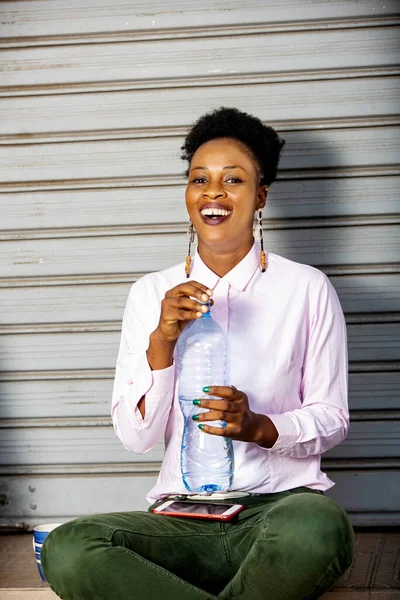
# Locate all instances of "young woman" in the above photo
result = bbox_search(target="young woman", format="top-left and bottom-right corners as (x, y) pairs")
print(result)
(42, 107), (354, 600)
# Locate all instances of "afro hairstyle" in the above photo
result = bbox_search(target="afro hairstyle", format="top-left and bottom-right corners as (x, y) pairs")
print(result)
(181, 106), (285, 186)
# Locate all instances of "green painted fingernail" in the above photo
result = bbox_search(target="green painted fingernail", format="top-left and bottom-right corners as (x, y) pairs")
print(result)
(193, 399), (200, 406)
(202, 386), (210, 393)
(192, 414), (199, 421)
(198, 424), (204, 429)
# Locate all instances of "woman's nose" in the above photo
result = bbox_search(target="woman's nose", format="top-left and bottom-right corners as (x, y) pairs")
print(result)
(202, 182), (226, 199)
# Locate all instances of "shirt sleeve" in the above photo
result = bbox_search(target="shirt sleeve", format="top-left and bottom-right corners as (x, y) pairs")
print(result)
(111, 282), (175, 454)
(266, 273), (349, 458)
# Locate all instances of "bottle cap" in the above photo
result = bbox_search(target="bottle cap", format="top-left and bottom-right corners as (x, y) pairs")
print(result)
(201, 301), (211, 318)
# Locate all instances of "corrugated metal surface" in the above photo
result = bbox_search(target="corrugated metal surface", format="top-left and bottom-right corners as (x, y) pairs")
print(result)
(0, 0), (399, 528)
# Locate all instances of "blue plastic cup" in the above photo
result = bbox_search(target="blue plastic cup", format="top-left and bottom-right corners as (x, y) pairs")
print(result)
(33, 523), (63, 581)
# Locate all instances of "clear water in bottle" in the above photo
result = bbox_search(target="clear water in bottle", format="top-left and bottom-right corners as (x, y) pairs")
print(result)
(177, 304), (234, 493)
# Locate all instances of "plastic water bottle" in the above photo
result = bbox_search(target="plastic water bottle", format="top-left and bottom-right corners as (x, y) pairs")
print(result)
(177, 303), (234, 493)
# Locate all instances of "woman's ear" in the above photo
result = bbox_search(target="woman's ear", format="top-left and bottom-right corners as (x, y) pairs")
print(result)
(257, 185), (268, 210)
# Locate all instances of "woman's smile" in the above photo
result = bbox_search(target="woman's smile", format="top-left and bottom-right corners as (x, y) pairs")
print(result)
(200, 201), (233, 226)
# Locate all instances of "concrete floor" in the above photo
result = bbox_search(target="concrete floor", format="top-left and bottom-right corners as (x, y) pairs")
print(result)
(1, 531), (399, 599)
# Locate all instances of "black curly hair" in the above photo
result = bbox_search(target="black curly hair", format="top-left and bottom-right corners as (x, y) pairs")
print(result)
(181, 106), (285, 186)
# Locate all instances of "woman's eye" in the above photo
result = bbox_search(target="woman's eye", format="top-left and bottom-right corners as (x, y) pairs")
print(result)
(190, 176), (242, 184)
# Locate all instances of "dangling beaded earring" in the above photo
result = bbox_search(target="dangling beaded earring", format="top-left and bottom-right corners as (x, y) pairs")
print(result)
(254, 209), (267, 272)
(185, 219), (195, 278)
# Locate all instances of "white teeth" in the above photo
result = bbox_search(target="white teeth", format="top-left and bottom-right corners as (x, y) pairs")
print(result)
(201, 208), (232, 217)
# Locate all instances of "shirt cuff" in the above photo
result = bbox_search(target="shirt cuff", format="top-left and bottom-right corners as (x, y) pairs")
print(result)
(146, 364), (175, 398)
(263, 413), (298, 454)
(132, 363), (175, 422)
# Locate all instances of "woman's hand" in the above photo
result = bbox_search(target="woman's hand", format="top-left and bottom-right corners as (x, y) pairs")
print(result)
(192, 386), (279, 448)
(154, 281), (213, 344)
(146, 281), (213, 372)
(143, 280), (213, 411)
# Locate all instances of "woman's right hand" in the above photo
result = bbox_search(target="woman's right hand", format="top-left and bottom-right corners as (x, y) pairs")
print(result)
(141, 282), (213, 412)
(154, 281), (213, 344)
(146, 281), (213, 372)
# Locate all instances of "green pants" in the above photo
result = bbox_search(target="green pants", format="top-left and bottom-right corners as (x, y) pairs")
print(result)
(41, 487), (354, 600)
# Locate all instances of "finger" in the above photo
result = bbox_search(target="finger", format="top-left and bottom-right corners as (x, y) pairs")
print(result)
(175, 295), (209, 311)
(174, 296), (210, 315)
(162, 295), (207, 321)
(193, 410), (233, 422)
(163, 303), (204, 322)
(165, 281), (213, 303)
(197, 423), (227, 436)
(194, 399), (240, 413)
(202, 386), (240, 400)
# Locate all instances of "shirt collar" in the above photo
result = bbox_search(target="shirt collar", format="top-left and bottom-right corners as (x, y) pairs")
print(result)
(190, 242), (261, 292)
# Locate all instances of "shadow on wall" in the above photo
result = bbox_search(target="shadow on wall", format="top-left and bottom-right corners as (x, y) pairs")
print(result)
(266, 128), (399, 520)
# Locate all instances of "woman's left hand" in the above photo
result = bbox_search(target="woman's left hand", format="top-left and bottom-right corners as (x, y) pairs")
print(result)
(193, 385), (279, 448)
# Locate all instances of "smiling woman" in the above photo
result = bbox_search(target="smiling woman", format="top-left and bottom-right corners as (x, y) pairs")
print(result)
(186, 137), (264, 269)
(182, 107), (284, 278)
(41, 107), (354, 600)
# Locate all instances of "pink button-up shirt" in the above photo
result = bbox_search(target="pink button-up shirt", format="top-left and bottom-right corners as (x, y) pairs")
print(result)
(112, 243), (349, 504)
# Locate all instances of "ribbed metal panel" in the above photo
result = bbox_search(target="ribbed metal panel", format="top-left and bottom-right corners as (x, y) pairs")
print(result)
(0, 0), (399, 528)
(1, 469), (400, 529)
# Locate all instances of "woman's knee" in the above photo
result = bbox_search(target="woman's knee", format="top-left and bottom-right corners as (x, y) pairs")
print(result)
(41, 516), (112, 593)
(265, 492), (354, 569)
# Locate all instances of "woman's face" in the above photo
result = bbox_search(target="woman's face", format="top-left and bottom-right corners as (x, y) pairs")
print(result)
(185, 137), (266, 256)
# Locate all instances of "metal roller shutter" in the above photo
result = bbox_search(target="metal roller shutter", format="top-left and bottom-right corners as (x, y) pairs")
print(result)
(0, 0), (399, 528)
